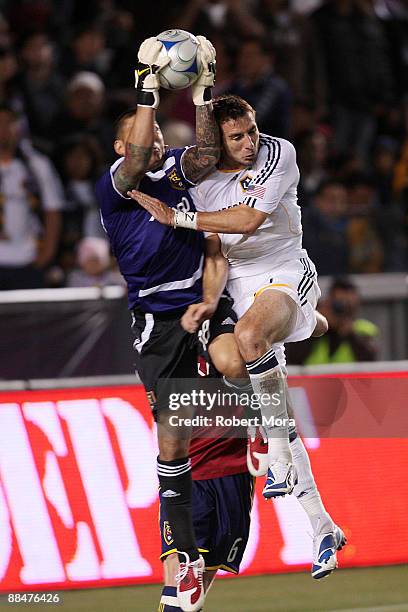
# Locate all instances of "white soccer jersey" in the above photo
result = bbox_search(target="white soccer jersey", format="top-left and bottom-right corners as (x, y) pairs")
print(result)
(191, 134), (308, 278)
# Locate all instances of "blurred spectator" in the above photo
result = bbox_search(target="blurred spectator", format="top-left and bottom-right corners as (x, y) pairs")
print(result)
(302, 179), (349, 275)
(296, 126), (331, 205)
(310, 0), (395, 165)
(286, 276), (379, 364)
(0, 105), (63, 290)
(161, 120), (195, 148)
(0, 44), (20, 109)
(55, 135), (105, 279)
(59, 25), (112, 80)
(254, 0), (316, 104)
(51, 71), (114, 161)
(346, 172), (384, 273)
(0, 12), (13, 48)
(225, 36), (291, 137)
(17, 32), (64, 152)
(66, 237), (124, 288)
(173, 0), (264, 41)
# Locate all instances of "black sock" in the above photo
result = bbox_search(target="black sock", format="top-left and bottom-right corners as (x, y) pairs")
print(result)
(157, 456), (198, 562)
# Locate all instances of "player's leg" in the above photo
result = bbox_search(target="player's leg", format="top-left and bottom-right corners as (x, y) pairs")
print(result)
(132, 308), (204, 611)
(233, 289), (296, 495)
(159, 554), (181, 611)
(285, 393), (347, 578)
(207, 311), (346, 578)
(313, 311), (328, 337)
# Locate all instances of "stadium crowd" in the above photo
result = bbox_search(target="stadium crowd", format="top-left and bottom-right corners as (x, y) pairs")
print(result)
(0, 0), (407, 292)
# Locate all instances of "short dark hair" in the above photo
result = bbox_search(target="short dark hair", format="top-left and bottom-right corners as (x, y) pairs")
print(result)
(212, 95), (255, 126)
(114, 108), (137, 140)
(329, 276), (357, 294)
(315, 178), (346, 196)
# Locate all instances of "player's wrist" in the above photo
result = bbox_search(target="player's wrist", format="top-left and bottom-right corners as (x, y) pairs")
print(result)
(192, 87), (213, 106)
(173, 209), (198, 230)
(134, 63), (160, 109)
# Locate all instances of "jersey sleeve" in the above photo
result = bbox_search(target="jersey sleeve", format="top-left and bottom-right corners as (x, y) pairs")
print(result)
(243, 138), (299, 214)
(95, 158), (132, 217)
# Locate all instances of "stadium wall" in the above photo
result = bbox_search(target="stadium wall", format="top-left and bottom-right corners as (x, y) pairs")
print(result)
(0, 371), (407, 592)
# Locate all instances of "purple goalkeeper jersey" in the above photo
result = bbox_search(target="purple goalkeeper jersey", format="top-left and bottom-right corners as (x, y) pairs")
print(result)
(96, 147), (203, 313)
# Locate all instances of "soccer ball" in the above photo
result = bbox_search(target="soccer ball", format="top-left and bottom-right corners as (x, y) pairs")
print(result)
(156, 29), (202, 90)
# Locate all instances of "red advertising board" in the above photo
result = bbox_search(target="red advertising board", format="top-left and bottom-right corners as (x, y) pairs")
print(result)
(0, 377), (407, 592)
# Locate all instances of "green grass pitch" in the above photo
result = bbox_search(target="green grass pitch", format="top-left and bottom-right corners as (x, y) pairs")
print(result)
(5, 565), (408, 612)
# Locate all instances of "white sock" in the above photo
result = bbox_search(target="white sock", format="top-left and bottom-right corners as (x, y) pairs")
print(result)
(290, 436), (334, 534)
(247, 349), (291, 464)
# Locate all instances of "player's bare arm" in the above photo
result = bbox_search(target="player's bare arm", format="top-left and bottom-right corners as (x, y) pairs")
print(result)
(182, 104), (220, 183)
(114, 37), (171, 195)
(181, 35), (220, 183)
(182, 234), (227, 333)
(114, 136), (153, 195)
(127, 190), (267, 234)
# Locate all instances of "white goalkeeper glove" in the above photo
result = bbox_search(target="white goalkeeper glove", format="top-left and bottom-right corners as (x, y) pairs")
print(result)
(135, 37), (170, 109)
(192, 35), (216, 106)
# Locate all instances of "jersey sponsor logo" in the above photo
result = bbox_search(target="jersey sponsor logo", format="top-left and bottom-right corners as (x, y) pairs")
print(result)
(239, 174), (253, 192)
(163, 521), (174, 546)
(167, 169), (185, 190)
(246, 184), (266, 199)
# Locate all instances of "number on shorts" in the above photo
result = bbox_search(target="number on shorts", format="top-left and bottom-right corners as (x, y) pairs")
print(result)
(227, 537), (243, 563)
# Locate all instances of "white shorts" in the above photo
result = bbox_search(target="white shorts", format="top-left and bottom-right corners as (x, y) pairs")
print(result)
(227, 256), (321, 349)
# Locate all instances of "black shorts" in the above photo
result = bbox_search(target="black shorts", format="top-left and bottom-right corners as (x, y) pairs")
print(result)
(160, 472), (254, 574)
(131, 307), (198, 417)
(132, 296), (238, 415)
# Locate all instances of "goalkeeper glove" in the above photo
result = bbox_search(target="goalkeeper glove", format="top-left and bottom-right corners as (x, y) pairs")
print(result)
(192, 35), (216, 106)
(135, 37), (170, 109)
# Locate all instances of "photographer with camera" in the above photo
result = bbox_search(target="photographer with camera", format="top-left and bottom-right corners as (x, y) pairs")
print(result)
(286, 277), (379, 365)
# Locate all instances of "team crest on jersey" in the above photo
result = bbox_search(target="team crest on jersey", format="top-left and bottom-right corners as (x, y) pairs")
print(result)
(163, 521), (174, 546)
(167, 169), (185, 190)
(239, 174), (253, 192)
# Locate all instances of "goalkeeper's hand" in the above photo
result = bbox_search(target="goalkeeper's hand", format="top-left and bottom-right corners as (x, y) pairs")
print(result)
(192, 35), (216, 106)
(134, 37), (170, 109)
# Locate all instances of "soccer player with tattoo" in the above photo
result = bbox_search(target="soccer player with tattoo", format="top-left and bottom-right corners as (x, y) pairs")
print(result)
(96, 36), (219, 611)
(127, 94), (346, 579)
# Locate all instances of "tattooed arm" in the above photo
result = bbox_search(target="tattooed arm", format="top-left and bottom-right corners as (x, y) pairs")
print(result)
(113, 106), (154, 195)
(182, 102), (221, 184)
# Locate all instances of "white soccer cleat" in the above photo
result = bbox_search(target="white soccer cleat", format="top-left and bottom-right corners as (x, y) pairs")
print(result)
(247, 426), (269, 477)
(262, 461), (295, 498)
(176, 553), (205, 611)
(311, 525), (347, 579)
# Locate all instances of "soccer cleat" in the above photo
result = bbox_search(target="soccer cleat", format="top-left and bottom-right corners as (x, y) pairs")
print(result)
(311, 525), (347, 580)
(262, 461), (295, 498)
(247, 426), (269, 477)
(176, 553), (205, 612)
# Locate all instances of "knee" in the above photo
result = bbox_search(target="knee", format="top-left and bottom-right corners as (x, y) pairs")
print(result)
(234, 320), (267, 361)
(313, 312), (328, 337)
(214, 351), (247, 379)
